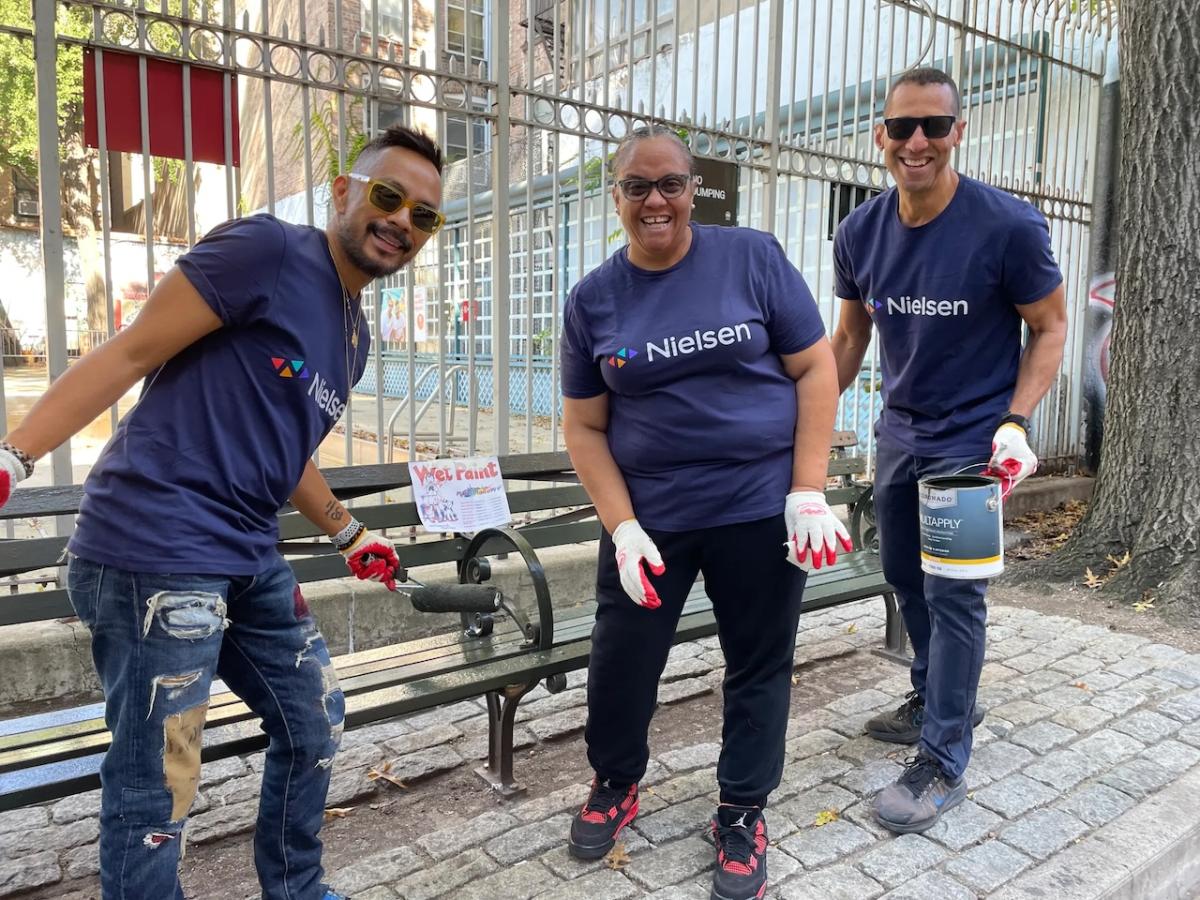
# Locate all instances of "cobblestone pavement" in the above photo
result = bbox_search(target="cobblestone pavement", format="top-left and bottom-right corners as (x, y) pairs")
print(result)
(5, 597), (1200, 899)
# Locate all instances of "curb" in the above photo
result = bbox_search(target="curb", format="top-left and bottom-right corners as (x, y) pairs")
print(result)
(992, 763), (1200, 900)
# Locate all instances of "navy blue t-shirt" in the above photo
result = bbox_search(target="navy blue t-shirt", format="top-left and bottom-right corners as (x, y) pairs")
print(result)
(69, 215), (370, 574)
(834, 176), (1062, 455)
(561, 224), (827, 532)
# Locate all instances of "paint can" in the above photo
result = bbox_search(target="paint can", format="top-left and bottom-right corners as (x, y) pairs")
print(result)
(918, 474), (1004, 579)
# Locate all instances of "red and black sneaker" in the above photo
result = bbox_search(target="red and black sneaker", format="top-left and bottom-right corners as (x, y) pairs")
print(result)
(710, 804), (769, 900)
(567, 778), (639, 860)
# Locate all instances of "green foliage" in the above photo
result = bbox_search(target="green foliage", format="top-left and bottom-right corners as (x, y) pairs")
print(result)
(0, 0), (221, 186)
(295, 96), (370, 184)
(0, 0), (90, 179)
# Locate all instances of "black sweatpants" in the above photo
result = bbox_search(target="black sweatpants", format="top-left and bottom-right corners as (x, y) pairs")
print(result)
(584, 514), (806, 808)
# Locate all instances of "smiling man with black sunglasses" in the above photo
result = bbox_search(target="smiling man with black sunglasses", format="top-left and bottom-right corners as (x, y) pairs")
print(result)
(830, 67), (1068, 836)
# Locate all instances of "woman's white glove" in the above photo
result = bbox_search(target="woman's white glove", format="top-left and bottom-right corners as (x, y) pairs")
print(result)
(784, 491), (853, 571)
(612, 519), (666, 609)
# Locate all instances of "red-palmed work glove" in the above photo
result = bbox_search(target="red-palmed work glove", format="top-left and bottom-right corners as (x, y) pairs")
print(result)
(336, 523), (404, 591)
(785, 490), (853, 571)
(0, 446), (29, 509)
(612, 518), (666, 609)
(987, 423), (1037, 497)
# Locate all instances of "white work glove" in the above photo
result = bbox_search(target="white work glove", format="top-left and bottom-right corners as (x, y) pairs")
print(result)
(0, 446), (29, 509)
(784, 491), (853, 571)
(612, 519), (666, 609)
(335, 523), (405, 591)
(987, 423), (1037, 496)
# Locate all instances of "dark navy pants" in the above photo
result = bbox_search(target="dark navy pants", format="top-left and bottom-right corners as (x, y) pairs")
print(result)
(584, 514), (806, 808)
(874, 433), (990, 779)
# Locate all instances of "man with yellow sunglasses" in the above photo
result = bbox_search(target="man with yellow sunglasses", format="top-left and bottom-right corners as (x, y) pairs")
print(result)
(0, 124), (444, 900)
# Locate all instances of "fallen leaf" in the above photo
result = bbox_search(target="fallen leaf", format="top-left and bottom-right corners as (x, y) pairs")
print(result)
(791, 673), (800, 685)
(323, 807), (355, 821)
(1083, 568), (1105, 589)
(1133, 597), (1156, 613)
(1070, 681), (1090, 691)
(605, 842), (632, 870)
(367, 761), (408, 790)
(814, 809), (839, 827)
(846, 623), (858, 635)
(1106, 551), (1132, 572)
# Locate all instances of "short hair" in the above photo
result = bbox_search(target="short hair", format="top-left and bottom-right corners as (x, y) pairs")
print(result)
(885, 67), (962, 117)
(354, 124), (443, 175)
(610, 124), (695, 178)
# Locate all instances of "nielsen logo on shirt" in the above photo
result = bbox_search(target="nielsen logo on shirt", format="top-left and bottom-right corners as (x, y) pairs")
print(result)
(307, 371), (348, 421)
(645, 322), (753, 362)
(871, 296), (970, 317)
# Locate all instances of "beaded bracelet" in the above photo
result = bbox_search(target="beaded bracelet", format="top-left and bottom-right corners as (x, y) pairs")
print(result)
(0, 441), (34, 479)
(331, 518), (366, 552)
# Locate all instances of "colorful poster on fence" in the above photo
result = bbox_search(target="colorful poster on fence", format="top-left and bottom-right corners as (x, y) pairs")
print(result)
(408, 456), (512, 533)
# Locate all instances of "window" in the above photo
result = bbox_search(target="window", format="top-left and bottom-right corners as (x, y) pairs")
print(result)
(827, 182), (881, 241)
(575, 0), (673, 81)
(446, 0), (485, 61)
(361, 0), (405, 40)
(444, 114), (490, 163)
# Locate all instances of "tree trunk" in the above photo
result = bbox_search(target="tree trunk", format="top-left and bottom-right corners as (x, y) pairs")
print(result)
(1019, 2), (1200, 611)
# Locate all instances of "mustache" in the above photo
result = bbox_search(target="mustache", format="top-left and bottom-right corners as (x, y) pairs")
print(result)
(370, 222), (412, 252)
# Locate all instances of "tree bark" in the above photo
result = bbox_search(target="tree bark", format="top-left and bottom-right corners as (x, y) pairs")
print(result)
(1018, 1), (1200, 610)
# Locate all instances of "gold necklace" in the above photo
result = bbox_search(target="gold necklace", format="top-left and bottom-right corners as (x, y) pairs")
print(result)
(326, 239), (364, 348)
(326, 239), (363, 393)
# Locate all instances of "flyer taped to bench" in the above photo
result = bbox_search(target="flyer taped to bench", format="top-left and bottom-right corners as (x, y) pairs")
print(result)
(408, 455), (513, 533)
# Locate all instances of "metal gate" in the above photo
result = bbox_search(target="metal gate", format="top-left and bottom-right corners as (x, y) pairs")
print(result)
(0, 0), (1116, 505)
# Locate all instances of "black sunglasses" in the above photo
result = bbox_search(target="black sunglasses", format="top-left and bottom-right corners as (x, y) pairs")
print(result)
(883, 115), (957, 141)
(348, 173), (445, 234)
(616, 173), (693, 201)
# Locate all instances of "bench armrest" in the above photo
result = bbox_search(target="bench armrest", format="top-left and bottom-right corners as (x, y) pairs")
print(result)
(459, 527), (556, 651)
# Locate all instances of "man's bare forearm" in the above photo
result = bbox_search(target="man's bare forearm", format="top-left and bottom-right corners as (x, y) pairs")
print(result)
(1009, 326), (1067, 418)
(291, 459), (352, 538)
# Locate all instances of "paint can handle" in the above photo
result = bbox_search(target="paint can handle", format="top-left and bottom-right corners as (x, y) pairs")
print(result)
(952, 463), (1016, 500)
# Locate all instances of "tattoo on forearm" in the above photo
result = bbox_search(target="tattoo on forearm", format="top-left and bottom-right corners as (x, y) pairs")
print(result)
(324, 500), (344, 522)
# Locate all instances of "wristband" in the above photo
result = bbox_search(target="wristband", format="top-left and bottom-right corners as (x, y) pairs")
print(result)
(999, 413), (1031, 436)
(331, 518), (365, 551)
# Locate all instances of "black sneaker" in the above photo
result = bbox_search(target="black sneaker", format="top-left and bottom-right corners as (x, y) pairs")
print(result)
(873, 754), (967, 833)
(568, 778), (639, 860)
(709, 805), (768, 900)
(865, 691), (985, 744)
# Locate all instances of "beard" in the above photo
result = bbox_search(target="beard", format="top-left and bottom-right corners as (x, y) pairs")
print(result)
(336, 219), (413, 279)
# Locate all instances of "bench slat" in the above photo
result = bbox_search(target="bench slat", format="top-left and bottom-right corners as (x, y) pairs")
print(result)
(0, 555), (887, 765)
(0, 452), (577, 522)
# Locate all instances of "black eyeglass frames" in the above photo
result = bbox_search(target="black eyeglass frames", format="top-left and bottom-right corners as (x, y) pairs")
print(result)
(616, 173), (693, 201)
(882, 115), (957, 141)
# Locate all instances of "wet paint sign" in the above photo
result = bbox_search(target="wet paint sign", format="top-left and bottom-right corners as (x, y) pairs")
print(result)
(408, 455), (512, 533)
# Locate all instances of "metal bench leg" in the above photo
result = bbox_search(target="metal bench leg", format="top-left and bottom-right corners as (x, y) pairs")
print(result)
(476, 682), (536, 799)
(874, 591), (913, 666)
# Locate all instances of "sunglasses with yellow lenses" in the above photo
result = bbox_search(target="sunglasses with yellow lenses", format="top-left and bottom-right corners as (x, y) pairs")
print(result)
(347, 173), (445, 235)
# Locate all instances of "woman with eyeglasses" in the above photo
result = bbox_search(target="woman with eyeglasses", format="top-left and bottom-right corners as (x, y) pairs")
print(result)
(560, 124), (849, 900)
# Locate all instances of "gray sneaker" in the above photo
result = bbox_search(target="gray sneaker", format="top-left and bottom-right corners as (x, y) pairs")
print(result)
(873, 755), (967, 833)
(865, 692), (985, 744)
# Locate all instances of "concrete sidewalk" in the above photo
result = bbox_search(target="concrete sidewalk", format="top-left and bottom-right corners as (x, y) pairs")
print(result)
(6, 594), (1200, 899)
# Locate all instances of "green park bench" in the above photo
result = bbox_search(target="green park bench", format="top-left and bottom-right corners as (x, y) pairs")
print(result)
(0, 438), (897, 809)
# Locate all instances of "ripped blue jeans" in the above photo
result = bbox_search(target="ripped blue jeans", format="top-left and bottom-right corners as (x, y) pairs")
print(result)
(67, 552), (345, 900)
